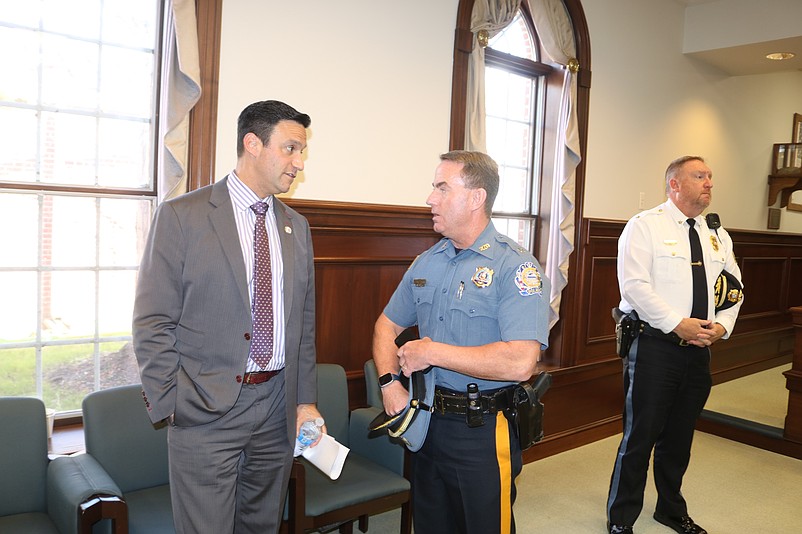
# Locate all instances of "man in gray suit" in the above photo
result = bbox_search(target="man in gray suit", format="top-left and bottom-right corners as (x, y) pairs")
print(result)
(133, 100), (322, 534)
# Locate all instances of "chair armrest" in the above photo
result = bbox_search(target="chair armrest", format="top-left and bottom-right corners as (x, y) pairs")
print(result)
(47, 454), (123, 534)
(349, 407), (406, 476)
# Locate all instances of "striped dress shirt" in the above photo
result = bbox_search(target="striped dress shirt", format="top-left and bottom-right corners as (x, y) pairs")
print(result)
(226, 171), (285, 372)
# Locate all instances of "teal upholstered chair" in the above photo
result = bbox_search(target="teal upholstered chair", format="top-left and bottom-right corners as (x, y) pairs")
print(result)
(363, 359), (383, 410)
(283, 363), (411, 534)
(0, 396), (119, 534)
(82, 384), (173, 533)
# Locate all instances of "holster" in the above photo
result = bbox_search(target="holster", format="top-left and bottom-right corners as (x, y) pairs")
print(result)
(504, 372), (552, 451)
(612, 307), (642, 358)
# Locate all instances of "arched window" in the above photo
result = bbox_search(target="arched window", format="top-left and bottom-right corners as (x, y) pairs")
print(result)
(451, 0), (592, 362)
(484, 7), (552, 249)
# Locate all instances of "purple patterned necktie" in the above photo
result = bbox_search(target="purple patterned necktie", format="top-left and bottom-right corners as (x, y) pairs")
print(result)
(250, 201), (273, 368)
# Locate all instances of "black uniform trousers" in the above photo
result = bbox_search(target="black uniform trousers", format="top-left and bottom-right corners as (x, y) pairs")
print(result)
(606, 334), (711, 527)
(412, 410), (522, 534)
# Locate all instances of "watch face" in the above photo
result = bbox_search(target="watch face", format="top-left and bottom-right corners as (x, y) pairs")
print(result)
(379, 373), (395, 387)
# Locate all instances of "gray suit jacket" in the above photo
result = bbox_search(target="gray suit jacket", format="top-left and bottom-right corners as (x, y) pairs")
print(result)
(133, 177), (317, 442)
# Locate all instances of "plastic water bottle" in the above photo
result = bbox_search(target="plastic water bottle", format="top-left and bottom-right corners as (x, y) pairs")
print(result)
(293, 417), (324, 456)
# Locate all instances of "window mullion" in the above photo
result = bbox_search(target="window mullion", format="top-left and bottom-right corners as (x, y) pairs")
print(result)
(0, 0), (161, 411)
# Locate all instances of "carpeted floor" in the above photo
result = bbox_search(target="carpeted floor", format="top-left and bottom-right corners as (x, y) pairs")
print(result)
(704, 363), (791, 428)
(342, 365), (802, 533)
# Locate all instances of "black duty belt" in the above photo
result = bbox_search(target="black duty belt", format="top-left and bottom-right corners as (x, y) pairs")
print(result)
(433, 386), (513, 415)
(640, 323), (689, 346)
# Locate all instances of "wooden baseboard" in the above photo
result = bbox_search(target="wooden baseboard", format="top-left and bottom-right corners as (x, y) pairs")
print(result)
(523, 416), (621, 462)
(696, 412), (802, 460)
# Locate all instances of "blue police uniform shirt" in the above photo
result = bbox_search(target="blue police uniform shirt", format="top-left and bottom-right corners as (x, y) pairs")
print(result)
(383, 222), (551, 392)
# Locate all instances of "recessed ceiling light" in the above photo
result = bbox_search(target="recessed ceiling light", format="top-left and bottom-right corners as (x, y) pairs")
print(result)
(766, 52), (795, 61)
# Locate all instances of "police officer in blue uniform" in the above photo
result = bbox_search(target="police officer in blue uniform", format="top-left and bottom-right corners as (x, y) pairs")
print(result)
(373, 150), (551, 534)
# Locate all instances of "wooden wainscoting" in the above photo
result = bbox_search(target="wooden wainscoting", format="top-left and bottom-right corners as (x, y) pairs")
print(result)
(284, 199), (440, 407)
(570, 219), (802, 459)
(572, 219), (802, 379)
(283, 200), (802, 460)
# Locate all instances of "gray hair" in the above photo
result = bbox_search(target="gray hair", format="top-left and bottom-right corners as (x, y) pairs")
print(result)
(439, 150), (499, 216)
(665, 155), (705, 194)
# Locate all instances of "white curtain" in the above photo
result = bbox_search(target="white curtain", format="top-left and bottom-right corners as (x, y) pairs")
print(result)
(528, 0), (581, 329)
(158, 0), (202, 201)
(464, 0), (520, 151)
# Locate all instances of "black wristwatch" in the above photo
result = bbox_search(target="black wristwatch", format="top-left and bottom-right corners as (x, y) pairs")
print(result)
(378, 372), (400, 388)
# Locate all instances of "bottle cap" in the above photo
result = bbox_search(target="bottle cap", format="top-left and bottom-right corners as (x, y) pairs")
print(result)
(314, 417), (324, 426)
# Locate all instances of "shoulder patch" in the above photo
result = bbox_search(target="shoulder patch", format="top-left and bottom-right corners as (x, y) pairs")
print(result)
(514, 262), (543, 296)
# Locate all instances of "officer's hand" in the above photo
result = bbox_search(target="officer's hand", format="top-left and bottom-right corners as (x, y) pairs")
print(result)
(698, 321), (726, 345)
(673, 318), (716, 347)
(380, 380), (409, 416)
(397, 336), (434, 374)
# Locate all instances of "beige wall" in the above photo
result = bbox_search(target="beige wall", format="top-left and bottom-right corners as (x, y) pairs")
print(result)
(582, 0), (802, 232)
(216, 0), (802, 232)
(215, 0), (457, 207)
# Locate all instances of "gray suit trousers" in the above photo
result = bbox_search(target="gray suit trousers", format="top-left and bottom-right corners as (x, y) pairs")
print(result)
(167, 373), (292, 534)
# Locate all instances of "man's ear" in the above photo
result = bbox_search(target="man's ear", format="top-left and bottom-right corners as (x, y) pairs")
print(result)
(243, 132), (261, 156)
(471, 187), (487, 212)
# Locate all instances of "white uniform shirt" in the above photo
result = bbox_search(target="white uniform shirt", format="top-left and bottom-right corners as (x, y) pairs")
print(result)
(617, 199), (743, 338)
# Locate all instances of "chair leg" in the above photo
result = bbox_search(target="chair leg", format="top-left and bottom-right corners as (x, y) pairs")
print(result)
(358, 514), (369, 532)
(399, 500), (413, 534)
(338, 520), (354, 534)
(287, 460), (306, 534)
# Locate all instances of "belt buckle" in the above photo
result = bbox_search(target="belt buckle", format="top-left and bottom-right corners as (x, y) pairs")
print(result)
(433, 389), (448, 415)
(679, 339), (689, 346)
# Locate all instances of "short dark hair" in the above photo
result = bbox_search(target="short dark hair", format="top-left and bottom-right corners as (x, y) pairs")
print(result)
(439, 150), (499, 216)
(236, 100), (311, 157)
(665, 155), (705, 193)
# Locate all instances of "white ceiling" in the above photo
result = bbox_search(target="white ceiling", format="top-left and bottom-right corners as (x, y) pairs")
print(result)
(686, 37), (802, 76)
(676, 0), (802, 76)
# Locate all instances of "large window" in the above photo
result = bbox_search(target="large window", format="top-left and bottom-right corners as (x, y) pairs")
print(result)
(485, 8), (551, 250)
(0, 1), (161, 414)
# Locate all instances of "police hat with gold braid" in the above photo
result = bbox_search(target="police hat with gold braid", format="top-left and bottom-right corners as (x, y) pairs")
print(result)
(368, 327), (435, 452)
(705, 214), (744, 313)
(368, 367), (435, 452)
(714, 269), (743, 312)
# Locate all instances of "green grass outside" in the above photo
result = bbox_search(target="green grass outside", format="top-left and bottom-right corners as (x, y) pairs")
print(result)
(0, 338), (133, 412)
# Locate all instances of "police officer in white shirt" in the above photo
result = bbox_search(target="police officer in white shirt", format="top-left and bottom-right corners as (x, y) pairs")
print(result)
(606, 156), (744, 534)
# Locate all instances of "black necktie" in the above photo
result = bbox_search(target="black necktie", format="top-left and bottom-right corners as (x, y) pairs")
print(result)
(687, 218), (707, 319)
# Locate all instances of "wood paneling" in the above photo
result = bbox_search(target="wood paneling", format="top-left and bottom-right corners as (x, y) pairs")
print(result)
(574, 219), (802, 456)
(285, 205), (802, 458)
(785, 308), (802, 445)
(566, 219), (623, 366)
(575, 220), (802, 376)
(788, 258), (802, 308)
(284, 199), (441, 405)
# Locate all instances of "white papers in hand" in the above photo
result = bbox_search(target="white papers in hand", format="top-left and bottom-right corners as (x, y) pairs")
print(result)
(301, 433), (350, 480)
